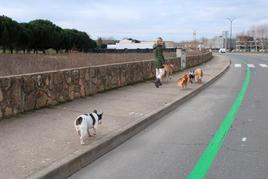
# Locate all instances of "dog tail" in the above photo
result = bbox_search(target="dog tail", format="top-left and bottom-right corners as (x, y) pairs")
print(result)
(75, 117), (83, 126)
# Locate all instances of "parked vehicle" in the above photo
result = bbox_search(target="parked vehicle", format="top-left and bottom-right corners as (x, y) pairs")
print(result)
(219, 48), (226, 53)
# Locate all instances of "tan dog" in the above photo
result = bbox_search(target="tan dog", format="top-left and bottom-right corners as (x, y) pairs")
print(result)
(177, 74), (189, 89)
(194, 68), (203, 83)
(163, 63), (174, 82)
(189, 68), (203, 83)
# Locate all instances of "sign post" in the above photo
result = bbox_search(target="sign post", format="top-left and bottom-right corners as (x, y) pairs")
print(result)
(176, 48), (186, 70)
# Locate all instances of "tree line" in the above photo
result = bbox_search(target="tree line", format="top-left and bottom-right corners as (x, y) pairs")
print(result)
(0, 15), (97, 54)
(237, 24), (268, 43)
(237, 24), (268, 51)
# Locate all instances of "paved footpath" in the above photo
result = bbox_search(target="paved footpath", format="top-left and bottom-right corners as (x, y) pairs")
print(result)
(0, 55), (230, 179)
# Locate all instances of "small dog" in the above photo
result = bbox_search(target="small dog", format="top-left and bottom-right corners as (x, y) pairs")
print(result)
(188, 70), (195, 84)
(74, 110), (103, 145)
(188, 68), (203, 83)
(177, 74), (189, 89)
(163, 63), (174, 82)
(194, 68), (203, 83)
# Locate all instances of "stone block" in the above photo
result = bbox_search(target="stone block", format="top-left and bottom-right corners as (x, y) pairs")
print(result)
(0, 78), (12, 90)
(24, 92), (36, 111)
(53, 72), (64, 85)
(36, 91), (48, 108)
(22, 76), (36, 94)
(0, 88), (3, 102)
(4, 107), (13, 117)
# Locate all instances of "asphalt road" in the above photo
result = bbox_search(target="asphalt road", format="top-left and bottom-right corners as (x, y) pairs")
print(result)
(69, 54), (268, 179)
(207, 54), (268, 179)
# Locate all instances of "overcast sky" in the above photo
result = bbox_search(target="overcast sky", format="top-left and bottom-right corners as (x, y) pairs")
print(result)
(1, 0), (268, 41)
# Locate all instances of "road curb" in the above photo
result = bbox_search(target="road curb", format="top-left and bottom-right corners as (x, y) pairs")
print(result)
(27, 57), (231, 179)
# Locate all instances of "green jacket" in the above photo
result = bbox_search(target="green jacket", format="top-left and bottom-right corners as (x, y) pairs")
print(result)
(153, 44), (165, 68)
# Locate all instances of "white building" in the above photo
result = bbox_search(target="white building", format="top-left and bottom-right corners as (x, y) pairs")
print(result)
(206, 36), (225, 49)
(107, 38), (177, 49)
(107, 39), (154, 49)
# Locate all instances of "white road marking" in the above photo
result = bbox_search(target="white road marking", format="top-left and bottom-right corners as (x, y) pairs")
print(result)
(259, 64), (268, 68)
(234, 64), (242, 68)
(242, 137), (247, 142)
(247, 64), (255, 68)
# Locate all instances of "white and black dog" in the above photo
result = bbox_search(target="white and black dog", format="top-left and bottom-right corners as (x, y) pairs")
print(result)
(74, 110), (103, 145)
(189, 69), (195, 83)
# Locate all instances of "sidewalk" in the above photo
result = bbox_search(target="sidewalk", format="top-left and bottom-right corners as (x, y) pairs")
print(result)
(0, 55), (230, 179)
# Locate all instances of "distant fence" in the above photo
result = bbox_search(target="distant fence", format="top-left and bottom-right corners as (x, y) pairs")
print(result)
(0, 52), (212, 119)
(90, 48), (177, 53)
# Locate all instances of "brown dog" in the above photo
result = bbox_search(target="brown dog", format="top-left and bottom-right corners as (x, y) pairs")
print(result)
(177, 74), (189, 89)
(163, 63), (174, 82)
(194, 68), (203, 83)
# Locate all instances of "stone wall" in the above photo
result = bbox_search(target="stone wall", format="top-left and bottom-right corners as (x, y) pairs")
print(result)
(0, 52), (212, 119)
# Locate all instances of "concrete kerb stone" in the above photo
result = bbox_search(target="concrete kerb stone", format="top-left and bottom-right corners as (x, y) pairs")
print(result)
(27, 57), (231, 179)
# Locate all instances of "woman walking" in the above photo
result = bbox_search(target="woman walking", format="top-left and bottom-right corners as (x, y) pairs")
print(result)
(153, 37), (166, 88)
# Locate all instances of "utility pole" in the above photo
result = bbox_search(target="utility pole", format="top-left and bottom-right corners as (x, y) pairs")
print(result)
(227, 18), (236, 51)
(223, 31), (228, 49)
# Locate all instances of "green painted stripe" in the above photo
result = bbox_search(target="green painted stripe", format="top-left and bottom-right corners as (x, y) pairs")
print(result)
(187, 66), (251, 179)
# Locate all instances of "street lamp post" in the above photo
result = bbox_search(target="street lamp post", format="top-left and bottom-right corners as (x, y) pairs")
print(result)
(223, 31), (228, 49)
(227, 17), (236, 51)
